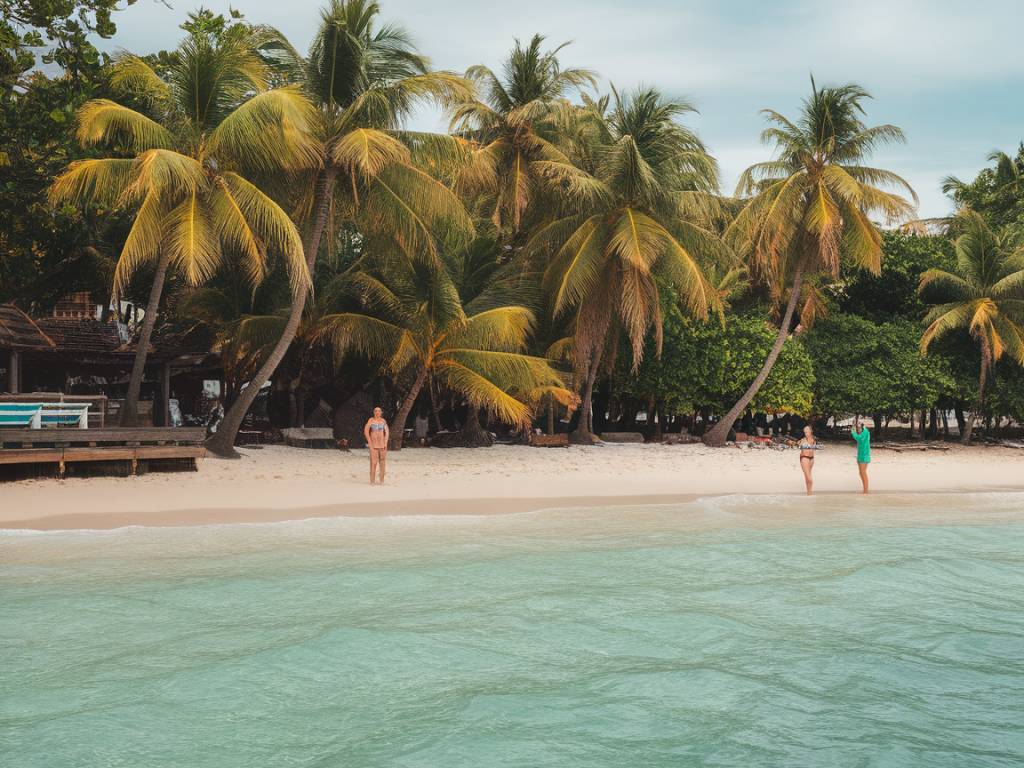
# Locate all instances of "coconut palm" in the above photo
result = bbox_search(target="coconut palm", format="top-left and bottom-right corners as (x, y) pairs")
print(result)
(919, 210), (1024, 443)
(49, 24), (316, 425)
(206, 0), (473, 456)
(318, 247), (568, 449)
(702, 80), (917, 446)
(450, 34), (597, 240)
(527, 87), (722, 442)
(943, 148), (1024, 203)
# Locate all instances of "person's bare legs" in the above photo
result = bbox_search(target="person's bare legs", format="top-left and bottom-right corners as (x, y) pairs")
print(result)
(858, 463), (869, 495)
(378, 450), (386, 485)
(800, 457), (814, 496)
(369, 449), (379, 485)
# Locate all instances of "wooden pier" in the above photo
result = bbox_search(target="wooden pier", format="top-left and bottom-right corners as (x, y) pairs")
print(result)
(0, 427), (206, 478)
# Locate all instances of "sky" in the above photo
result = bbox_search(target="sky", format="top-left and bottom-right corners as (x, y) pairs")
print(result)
(99, 0), (1024, 219)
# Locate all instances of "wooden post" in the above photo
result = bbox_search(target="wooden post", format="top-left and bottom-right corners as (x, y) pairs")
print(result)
(8, 350), (20, 394)
(161, 363), (171, 428)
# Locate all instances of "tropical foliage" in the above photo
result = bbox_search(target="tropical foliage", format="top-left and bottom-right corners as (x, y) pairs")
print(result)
(919, 210), (1024, 442)
(206, 0), (474, 455)
(451, 34), (596, 239)
(702, 80), (917, 445)
(49, 15), (316, 424)
(528, 87), (721, 441)
(319, 247), (569, 448)
(5, 0), (1024, 448)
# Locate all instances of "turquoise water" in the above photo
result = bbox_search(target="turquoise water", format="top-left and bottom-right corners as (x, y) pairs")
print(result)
(3, 494), (1024, 767)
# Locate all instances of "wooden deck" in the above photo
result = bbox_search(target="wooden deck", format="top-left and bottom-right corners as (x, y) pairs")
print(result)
(0, 427), (206, 477)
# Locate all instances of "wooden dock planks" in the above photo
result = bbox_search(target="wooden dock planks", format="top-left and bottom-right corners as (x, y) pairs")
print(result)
(0, 427), (206, 475)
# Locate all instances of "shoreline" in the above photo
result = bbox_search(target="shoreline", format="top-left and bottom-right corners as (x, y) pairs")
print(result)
(8, 486), (1024, 532)
(2, 443), (1022, 531)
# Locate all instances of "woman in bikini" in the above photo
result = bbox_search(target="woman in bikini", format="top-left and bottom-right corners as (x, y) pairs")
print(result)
(363, 407), (390, 485)
(798, 424), (822, 496)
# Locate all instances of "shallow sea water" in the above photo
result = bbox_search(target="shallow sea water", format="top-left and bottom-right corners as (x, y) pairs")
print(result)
(2, 493), (1024, 767)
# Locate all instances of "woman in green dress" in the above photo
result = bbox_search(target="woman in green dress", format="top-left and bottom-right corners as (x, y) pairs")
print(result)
(852, 416), (871, 494)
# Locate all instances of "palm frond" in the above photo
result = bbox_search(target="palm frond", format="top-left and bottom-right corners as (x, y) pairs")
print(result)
(113, 190), (167, 296)
(49, 158), (136, 209)
(222, 172), (310, 295)
(76, 99), (174, 152)
(208, 86), (322, 173)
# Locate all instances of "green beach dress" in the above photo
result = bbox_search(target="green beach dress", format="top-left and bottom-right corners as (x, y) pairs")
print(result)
(852, 427), (871, 464)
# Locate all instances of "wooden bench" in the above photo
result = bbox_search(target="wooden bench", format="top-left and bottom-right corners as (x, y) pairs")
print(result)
(530, 433), (569, 447)
(0, 394), (106, 428)
(0, 427), (206, 477)
(598, 431), (646, 443)
(0, 404), (42, 428)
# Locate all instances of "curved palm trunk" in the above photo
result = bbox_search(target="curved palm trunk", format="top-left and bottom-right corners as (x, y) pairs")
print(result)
(704, 262), (805, 447)
(962, 343), (989, 445)
(120, 249), (171, 427)
(389, 366), (428, 451)
(206, 169), (338, 457)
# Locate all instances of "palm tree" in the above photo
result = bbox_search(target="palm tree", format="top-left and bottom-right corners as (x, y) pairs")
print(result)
(702, 80), (917, 446)
(318, 249), (568, 449)
(943, 148), (1024, 203)
(206, 0), (472, 456)
(450, 34), (597, 240)
(527, 87), (721, 442)
(919, 210), (1024, 444)
(50, 24), (316, 426)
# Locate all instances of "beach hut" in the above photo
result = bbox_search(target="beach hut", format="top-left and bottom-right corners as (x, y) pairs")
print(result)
(0, 303), (56, 394)
(1, 305), (221, 427)
(0, 303), (217, 477)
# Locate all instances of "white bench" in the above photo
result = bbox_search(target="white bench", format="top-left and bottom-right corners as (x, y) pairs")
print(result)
(0, 402), (89, 429)
(0, 404), (42, 428)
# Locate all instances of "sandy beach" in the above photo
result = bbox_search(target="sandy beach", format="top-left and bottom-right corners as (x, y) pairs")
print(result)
(2, 442), (1022, 530)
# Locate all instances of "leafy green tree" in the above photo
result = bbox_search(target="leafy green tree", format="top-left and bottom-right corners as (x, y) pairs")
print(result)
(704, 80), (916, 446)
(50, 21), (317, 425)
(802, 313), (953, 421)
(716, 315), (814, 417)
(528, 87), (721, 442)
(0, 0), (133, 310)
(1, 0), (130, 92)
(207, 0), (472, 456)
(618, 298), (813, 422)
(919, 210), (1024, 443)
(835, 231), (955, 322)
(0, 68), (118, 309)
(987, 360), (1024, 426)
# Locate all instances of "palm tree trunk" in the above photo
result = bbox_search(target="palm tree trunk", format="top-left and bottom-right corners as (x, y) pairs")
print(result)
(962, 346), (989, 445)
(704, 261), (805, 447)
(428, 377), (443, 433)
(459, 405), (493, 447)
(390, 366), (428, 450)
(570, 352), (602, 444)
(120, 249), (170, 427)
(206, 168), (338, 457)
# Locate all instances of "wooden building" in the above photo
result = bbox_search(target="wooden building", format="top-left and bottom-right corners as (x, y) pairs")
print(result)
(1, 303), (220, 427)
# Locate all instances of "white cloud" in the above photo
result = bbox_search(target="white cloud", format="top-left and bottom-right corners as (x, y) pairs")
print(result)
(98, 0), (1023, 217)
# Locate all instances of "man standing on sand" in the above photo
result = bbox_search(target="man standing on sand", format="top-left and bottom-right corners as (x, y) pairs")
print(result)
(363, 407), (389, 485)
(852, 416), (871, 494)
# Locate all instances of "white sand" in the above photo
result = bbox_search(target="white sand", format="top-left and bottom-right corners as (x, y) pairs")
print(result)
(3, 442), (1022, 530)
